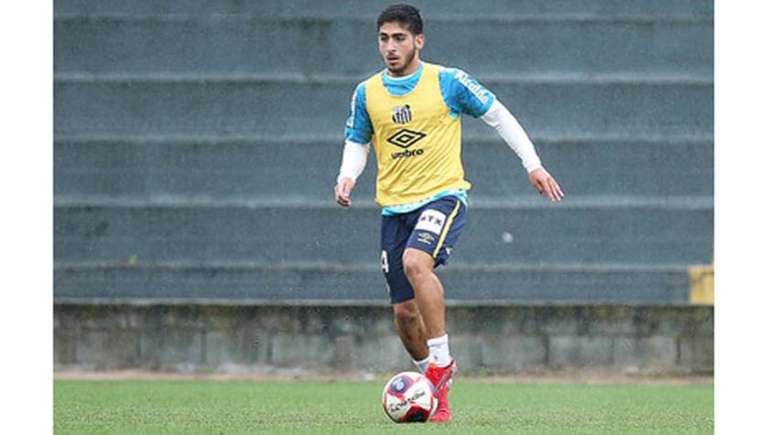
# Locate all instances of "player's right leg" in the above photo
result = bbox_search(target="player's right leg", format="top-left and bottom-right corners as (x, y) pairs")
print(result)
(392, 299), (430, 365)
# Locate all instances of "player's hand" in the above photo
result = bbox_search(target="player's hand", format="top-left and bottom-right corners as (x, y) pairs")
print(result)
(528, 168), (564, 202)
(334, 177), (356, 208)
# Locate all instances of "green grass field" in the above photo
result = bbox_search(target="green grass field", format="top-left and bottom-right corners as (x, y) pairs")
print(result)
(54, 378), (713, 434)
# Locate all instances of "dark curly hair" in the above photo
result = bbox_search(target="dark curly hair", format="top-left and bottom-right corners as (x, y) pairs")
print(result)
(377, 4), (423, 35)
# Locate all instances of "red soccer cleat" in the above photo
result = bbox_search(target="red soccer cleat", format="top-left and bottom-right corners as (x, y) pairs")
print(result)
(424, 359), (457, 423)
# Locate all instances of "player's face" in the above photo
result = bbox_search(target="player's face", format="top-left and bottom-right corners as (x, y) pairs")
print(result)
(378, 22), (424, 76)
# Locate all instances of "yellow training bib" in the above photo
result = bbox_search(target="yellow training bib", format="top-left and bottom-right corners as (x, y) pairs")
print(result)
(365, 63), (471, 207)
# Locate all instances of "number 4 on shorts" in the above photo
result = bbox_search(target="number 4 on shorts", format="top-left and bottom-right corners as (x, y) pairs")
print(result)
(381, 250), (389, 273)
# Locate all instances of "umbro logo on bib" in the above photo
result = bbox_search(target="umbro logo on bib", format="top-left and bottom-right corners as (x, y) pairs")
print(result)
(387, 128), (426, 149)
(391, 104), (412, 124)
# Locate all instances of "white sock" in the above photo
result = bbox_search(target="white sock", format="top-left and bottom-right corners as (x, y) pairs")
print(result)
(427, 334), (452, 367)
(413, 355), (432, 373)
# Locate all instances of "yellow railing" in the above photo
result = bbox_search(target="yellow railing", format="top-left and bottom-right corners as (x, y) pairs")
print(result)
(689, 264), (714, 305)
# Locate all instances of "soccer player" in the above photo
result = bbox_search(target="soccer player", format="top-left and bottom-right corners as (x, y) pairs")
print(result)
(334, 3), (563, 422)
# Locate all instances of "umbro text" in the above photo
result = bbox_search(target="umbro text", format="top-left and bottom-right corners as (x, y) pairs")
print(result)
(391, 148), (424, 159)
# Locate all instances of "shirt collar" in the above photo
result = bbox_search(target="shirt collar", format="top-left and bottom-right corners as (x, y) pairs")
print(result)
(382, 62), (424, 84)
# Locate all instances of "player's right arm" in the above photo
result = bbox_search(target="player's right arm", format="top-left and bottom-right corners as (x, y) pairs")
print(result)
(335, 141), (368, 207)
(335, 82), (373, 208)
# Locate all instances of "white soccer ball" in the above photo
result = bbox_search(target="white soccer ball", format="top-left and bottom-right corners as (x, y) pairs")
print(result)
(382, 371), (438, 423)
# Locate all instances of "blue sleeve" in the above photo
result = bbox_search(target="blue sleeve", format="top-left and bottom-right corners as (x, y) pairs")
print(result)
(344, 82), (373, 144)
(439, 68), (496, 118)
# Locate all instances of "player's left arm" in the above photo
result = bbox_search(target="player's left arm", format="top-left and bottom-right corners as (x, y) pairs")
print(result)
(481, 101), (564, 202)
(440, 68), (564, 202)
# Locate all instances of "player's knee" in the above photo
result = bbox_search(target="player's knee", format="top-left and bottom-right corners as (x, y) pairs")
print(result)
(402, 249), (432, 279)
(393, 301), (421, 326)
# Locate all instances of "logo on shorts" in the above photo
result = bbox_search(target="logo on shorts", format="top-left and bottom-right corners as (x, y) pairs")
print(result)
(415, 209), (446, 235)
(392, 104), (412, 124)
(417, 232), (435, 245)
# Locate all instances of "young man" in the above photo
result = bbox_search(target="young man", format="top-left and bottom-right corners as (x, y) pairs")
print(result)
(334, 4), (563, 422)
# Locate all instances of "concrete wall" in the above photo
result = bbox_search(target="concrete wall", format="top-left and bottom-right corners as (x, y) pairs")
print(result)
(54, 304), (713, 375)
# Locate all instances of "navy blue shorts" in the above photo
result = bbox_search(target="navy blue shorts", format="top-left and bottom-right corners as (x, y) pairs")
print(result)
(380, 196), (467, 304)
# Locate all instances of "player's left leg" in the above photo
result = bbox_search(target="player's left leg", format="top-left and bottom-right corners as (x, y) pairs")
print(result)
(403, 248), (457, 422)
(403, 195), (466, 353)
(402, 249), (446, 339)
(381, 213), (433, 372)
(402, 196), (466, 422)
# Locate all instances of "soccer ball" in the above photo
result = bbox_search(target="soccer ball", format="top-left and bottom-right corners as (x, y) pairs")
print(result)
(382, 371), (438, 423)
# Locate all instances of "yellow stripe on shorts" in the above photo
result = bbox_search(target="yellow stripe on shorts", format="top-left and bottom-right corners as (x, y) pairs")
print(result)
(433, 200), (461, 258)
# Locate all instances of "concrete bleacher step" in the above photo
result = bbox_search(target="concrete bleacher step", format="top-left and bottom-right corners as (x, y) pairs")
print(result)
(54, 198), (713, 265)
(55, 136), (713, 198)
(54, 15), (712, 76)
(54, 0), (713, 18)
(53, 0), (714, 306)
(54, 75), (712, 138)
(53, 261), (691, 304)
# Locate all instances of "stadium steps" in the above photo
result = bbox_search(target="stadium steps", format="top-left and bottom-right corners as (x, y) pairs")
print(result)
(54, 0), (713, 18)
(54, 261), (690, 304)
(54, 131), (712, 304)
(54, 0), (713, 304)
(54, 135), (713, 198)
(54, 73), (712, 138)
(54, 196), (712, 266)
(54, 15), (712, 77)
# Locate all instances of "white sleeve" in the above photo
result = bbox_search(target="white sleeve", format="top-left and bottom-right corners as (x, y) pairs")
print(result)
(337, 140), (370, 183)
(480, 100), (543, 173)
